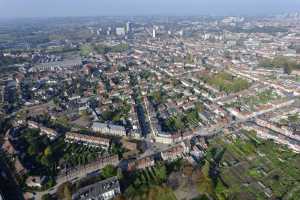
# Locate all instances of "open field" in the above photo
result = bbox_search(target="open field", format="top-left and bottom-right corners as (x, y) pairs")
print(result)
(203, 130), (300, 200)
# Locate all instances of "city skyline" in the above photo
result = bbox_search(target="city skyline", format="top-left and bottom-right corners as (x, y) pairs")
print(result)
(1, 0), (300, 18)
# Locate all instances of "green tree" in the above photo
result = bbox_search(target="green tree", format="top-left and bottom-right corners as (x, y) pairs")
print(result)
(259, 56), (299, 74)
(41, 194), (52, 200)
(64, 185), (72, 200)
(40, 155), (50, 167)
(27, 144), (38, 156)
(125, 185), (136, 197)
(57, 182), (72, 200)
(102, 165), (117, 179)
(44, 146), (53, 157)
(164, 116), (184, 132)
(155, 164), (167, 183)
(117, 168), (124, 180)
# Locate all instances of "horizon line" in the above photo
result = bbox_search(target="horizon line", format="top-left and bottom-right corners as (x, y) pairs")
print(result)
(0, 12), (292, 21)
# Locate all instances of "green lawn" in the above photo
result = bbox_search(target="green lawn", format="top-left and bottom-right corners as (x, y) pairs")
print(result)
(203, 72), (250, 94)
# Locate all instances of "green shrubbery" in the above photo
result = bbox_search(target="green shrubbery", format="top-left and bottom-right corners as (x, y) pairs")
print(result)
(258, 56), (300, 74)
(0, 53), (29, 67)
(80, 43), (129, 56)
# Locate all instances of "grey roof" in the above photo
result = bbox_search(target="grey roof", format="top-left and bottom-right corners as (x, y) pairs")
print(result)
(92, 122), (125, 131)
(72, 176), (120, 200)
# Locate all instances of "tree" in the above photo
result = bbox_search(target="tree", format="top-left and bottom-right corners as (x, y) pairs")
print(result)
(195, 102), (204, 113)
(259, 56), (299, 74)
(111, 143), (125, 158)
(198, 161), (214, 196)
(57, 182), (72, 200)
(27, 144), (38, 156)
(45, 178), (56, 188)
(163, 116), (184, 132)
(193, 194), (211, 200)
(101, 165), (117, 179)
(80, 44), (93, 57)
(44, 146), (53, 157)
(117, 168), (124, 180)
(40, 155), (50, 167)
(125, 185), (136, 197)
(64, 185), (72, 200)
(41, 194), (52, 200)
(155, 164), (167, 183)
(167, 158), (184, 172)
(114, 195), (127, 200)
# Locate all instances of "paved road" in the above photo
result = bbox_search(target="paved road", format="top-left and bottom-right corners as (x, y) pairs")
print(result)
(143, 98), (155, 139)
(35, 157), (119, 199)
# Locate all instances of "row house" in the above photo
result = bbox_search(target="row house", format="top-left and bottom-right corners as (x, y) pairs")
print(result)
(127, 156), (155, 171)
(65, 132), (110, 149)
(92, 122), (126, 137)
(255, 118), (292, 135)
(160, 143), (186, 161)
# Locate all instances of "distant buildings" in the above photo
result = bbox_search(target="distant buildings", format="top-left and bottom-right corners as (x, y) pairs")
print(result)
(107, 27), (111, 35)
(152, 28), (156, 38)
(72, 176), (121, 200)
(126, 22), (131, 33)
(29, 58), (81, 73)
(116, 27), (125, 36)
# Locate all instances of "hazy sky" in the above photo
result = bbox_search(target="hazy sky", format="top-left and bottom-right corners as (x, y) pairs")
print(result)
(0, 0), (300, 18)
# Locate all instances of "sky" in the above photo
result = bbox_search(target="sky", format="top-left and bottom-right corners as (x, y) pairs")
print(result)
(0, 0), (300, 18)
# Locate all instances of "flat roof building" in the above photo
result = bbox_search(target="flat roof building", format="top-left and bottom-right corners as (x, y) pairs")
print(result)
(72, 176), (121, 200)
(92, 122), (126, 137)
